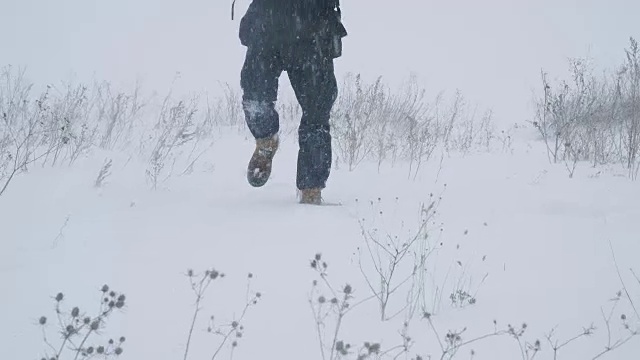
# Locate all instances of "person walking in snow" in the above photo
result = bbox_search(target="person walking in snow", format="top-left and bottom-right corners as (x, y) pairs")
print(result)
(238, 0), (347, 205)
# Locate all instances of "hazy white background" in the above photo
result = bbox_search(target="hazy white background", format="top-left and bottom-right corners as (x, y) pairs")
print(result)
(1, 0), (638, 124)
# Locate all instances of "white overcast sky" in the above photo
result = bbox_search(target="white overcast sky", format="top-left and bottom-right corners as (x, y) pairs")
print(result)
(1, 0), (638, 124)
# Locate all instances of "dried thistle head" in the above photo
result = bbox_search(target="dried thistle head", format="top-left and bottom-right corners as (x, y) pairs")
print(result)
(343, 284), (352, 295)
(210, 270), (219, 279)
(65, 325), (75, 335)
(39, 316), (47, 325)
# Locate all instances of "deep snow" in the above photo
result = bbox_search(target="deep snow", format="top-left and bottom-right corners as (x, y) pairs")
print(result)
(1, 124), (639, 360)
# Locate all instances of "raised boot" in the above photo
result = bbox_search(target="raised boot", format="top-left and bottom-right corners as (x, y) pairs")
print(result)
(247, 134), (279, 187)
(299, 188), (322, 205)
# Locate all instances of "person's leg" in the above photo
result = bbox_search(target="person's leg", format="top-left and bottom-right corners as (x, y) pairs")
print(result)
(240, 46), (283, 140)
(286, 45), (338, 194)
(241, 46), (284, 187)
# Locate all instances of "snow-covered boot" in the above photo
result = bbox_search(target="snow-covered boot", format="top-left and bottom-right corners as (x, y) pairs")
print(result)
(247, 134), (279, 187)
(299, 188), (322, 205)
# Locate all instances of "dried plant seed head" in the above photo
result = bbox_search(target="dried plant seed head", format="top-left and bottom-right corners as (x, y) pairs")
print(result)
(87, 347), (94, 354)
(187, 269), (194, 277)
(343, 284), (352, 295)
(232, 341), (238, 347)
(39, 316), (47, 325)
(71, 307), (80, 317)
(101, 285), (109, 293)
(621, 314), (627, 320)
(97, 346), (105, 354)
(256, 292), (262, 298)
(55, 293), (64, 302)
(315, 253), (322, 261)
(207, 327), (212, 332)
(117, 294), (126, 302)
(66, 325), (75, 334)
(310, 260), (317, 269)
(109, 301), (115, 308)
(104, 298), (109, 303)
(90, 320), (100, 330)
(331, 298), (338, 304)
(109, 291), (116, 298)
(248, 273), (253, 278)
(231, 321), (239, 329)
(116, 301), (125, 309)
(318, 296), (326, 304)
(109, 339), (114, 345)
(115, 347), (123, 355)
(312, 280), (318, 286)
(119, 336), (126, 343)
(210, 270), (219, 279)
(83, 317), (91, 324)
(236, 331), (243, 338)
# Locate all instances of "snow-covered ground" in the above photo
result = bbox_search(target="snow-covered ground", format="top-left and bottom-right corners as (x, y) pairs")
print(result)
(1, 121), (638, 360)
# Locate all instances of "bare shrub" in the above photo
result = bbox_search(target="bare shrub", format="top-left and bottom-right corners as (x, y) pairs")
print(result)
(0, 67), (56, 197)
(144, 94), (200, 189)
(618, 37), (640, 178)
(534, 36), (640, 178)
(357, 198), (438, 322)
(330, 73), (495, 175)
(38, 81), (100, 167)
(37, 285), (127, 360)
(330, 74), (381, 171)
(309, 253), (414, 360)
(94, 80), (145, 150)
(183, 268), (261, 360)
(201, 83), (243, 134)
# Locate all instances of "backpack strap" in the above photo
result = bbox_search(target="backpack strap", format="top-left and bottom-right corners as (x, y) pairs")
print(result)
(231, 0), (236, 20)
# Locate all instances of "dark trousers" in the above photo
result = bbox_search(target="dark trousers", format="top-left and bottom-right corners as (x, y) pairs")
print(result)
(240, 42), (338, 190)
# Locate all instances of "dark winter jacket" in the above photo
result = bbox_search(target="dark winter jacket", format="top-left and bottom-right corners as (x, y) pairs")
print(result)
(239, 0), (347, 58)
